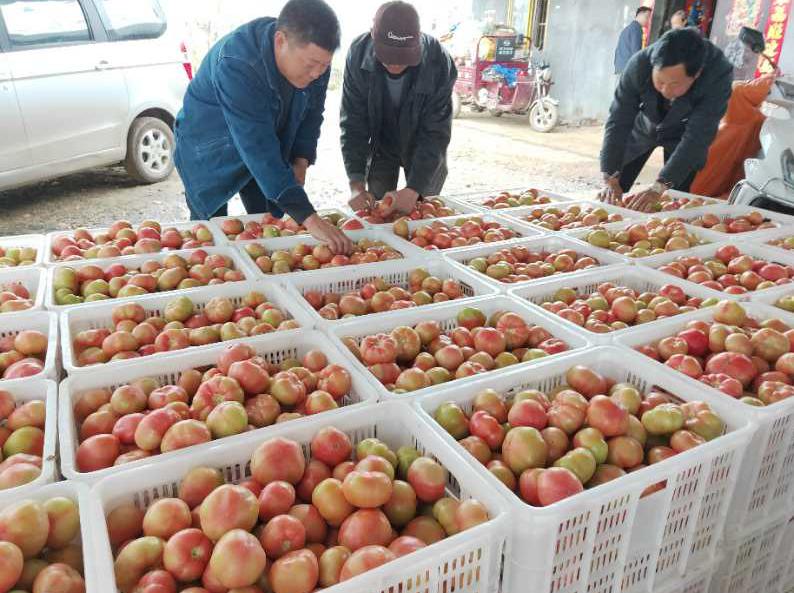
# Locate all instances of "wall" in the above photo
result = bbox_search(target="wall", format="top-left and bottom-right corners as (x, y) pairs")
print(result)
(542, 0), (640, 123)
(472, 0), (510, 24)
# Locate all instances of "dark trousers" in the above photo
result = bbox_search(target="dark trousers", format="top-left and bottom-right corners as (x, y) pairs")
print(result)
(366, 156), (447, 200)
(619, 146), (699, 193)
(188, 177), (270, 220)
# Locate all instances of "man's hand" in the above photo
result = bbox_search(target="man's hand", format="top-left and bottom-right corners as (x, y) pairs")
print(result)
(625, 187), (661, 212)
(389, 188), (420, 214)
(598, 176), (624, 206)
(304, 213), (353, 255)
(292, 158), (309, 187)
(348, 182), (374, 212)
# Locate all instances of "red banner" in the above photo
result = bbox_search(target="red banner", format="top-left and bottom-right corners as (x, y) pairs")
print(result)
(642, 0), (655, 47)
(757, 0), (792, 75)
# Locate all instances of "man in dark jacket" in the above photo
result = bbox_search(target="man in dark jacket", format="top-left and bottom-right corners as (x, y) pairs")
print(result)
(599, 28), (733, 211)
(174, 0), (352, 253)
(615, 7), (652, 74)
(341, 1), (457, 216)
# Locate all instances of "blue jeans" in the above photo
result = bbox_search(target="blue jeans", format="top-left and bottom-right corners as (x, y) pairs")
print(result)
(188, 177), (270, 220)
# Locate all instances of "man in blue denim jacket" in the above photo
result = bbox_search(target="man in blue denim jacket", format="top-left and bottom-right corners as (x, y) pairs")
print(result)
(174, 0), (352, 253)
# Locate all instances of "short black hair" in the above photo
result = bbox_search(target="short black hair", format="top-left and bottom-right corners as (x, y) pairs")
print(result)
(277, 0), (341, 52)
(650, 27), (706, 76)
(636, 6), (652, 16)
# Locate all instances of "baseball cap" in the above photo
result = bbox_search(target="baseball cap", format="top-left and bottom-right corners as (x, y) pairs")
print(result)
(372, 1), (421, 67)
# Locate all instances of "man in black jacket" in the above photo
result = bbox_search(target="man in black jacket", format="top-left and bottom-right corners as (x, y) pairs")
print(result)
(341, 1), (457, 215)
(600, 28), (733, 211)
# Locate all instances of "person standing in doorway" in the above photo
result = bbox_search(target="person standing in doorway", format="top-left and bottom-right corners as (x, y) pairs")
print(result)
(174, 0), (352, 254)
(341, 1), (458, 216)
(614, 7), (653, 75)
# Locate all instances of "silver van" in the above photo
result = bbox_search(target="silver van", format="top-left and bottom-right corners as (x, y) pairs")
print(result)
(0, 0), (190, 190)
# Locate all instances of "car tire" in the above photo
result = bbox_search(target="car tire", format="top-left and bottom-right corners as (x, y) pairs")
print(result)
(529, 100), (559, 133)
(124, 116), (175, 184)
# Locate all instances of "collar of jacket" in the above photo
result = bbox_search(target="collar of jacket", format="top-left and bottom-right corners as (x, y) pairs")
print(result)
(259, 20), (283, 96)
(360, 34), (434, 95)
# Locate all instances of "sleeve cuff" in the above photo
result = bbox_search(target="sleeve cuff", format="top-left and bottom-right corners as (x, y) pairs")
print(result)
(276, 185), (316, 225)
(291, 145), (318, 165)
(406, 173), (431, 198)
(348, 173), (366, 183)
(658, 166), (687, 189)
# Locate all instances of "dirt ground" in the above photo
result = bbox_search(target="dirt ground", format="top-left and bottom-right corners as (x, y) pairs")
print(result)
(0, 91), (662, 235)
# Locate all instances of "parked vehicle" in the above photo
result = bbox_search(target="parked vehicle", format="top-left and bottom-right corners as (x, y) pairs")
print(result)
(0, 0), (191, 191)
(729, 27), (794, 212)
(452, 32), (559, 132)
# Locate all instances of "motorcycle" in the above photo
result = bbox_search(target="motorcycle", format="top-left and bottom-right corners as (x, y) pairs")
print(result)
(728, 27), (794, 213)
(452, 33), (559, 132)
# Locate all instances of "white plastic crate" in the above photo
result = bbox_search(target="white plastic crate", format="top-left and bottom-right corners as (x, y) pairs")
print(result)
(0, 379), (57, 497)
(0, 233), (45, 267)
(496, 200), (642, 236)
(44, 220), (228, 265)
(396, 211), (545, 255)
(748, 282), (794, 309)
(754, 225), (794, 256)
(443, 187), (576, 213)
(59, 330), (377, 484)
(443, 234), (627, 293)
(663, 189), (721, 205)
(614, 302), (794, 534)
(666, 204), (794, 241)
(233, 228), (425, 278)
(765, 512), (794, 593)
(59, 280), (314, 375)
(352, 196), (483, 229)
(613, 190), (720, 217)
(509, 264), (720, 344)
(565, 218), (727, 263)
(282, 257), (499, 326)
(89, 402), (509, 593)
(45, 246), (253, 312)
(0, 480), (98, 592)
(637, 240), (794, 302)
(326, 295), (591, 401)
(210, 208), (354, 240)
(0, 265), (46, 315)
(413, 347), (752, 593)
(709, 512), (791, 593)
(0, 310), (59, 386)
(781, 514), (794, 593)
(652, 556), (718, 593)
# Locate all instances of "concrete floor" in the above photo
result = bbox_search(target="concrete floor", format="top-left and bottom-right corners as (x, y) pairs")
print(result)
(0, 91), (662, 235)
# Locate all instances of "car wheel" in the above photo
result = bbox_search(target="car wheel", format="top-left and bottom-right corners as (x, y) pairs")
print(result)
(124, 116), (175, 184)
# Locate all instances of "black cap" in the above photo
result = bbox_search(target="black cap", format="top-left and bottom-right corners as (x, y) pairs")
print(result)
(372, 1), (421, 67)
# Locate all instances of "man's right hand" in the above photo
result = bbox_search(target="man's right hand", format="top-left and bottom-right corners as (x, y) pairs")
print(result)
(598, 176), (624, 206)
(304, 213), (353, 255)
(348, 189), (375, 212)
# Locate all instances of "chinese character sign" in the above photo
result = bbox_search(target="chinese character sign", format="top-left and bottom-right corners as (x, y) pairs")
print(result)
(757, 0), (792, 75)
